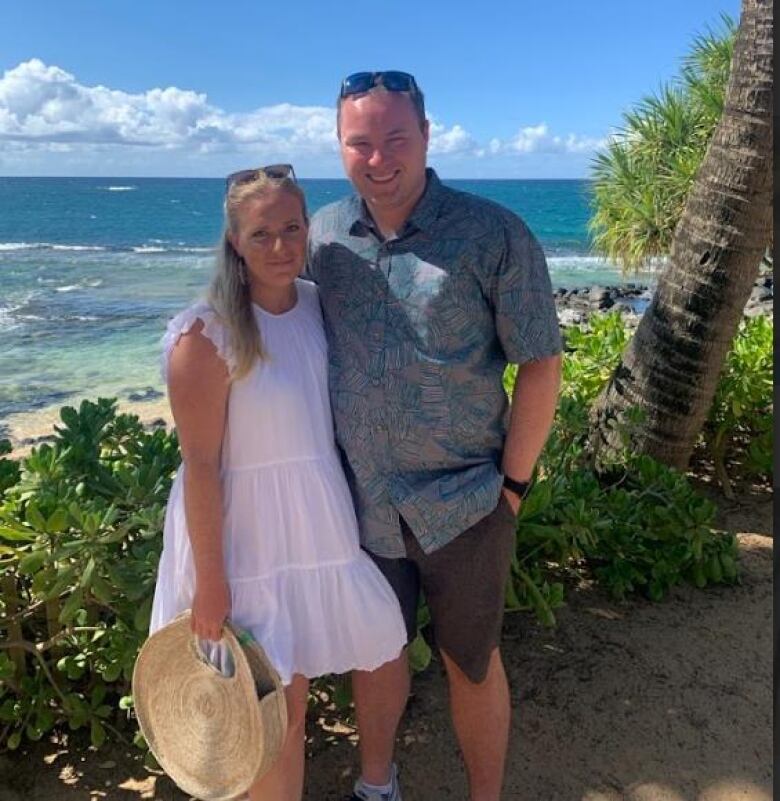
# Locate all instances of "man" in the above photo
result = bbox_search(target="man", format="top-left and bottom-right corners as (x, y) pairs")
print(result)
(307, 71), (562, 801)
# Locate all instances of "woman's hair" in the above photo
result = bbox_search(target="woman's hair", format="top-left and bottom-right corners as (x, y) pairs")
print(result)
(207, 172), (308, 380)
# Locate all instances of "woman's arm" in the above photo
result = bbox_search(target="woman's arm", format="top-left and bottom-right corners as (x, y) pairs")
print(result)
(167, 319), (231, 641)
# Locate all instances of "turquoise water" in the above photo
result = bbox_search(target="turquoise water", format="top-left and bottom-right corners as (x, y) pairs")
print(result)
(0, 177), (651, 420)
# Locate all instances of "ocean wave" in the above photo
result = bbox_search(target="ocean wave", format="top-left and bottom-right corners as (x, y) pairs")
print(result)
(103, 185), (137, 192)
(0, 240), (213, 256)
(547, 255), (617, 269)
(0, 242), (106, 252)
(0, 293), (38, 331)
(52, 244), (106, 252)
(0, 242), (40, 251)
(547, 254), (666, 272)
(54, 278), (103, 292)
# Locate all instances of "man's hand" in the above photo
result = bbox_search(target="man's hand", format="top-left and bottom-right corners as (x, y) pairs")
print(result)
(501, 487), (522, 517)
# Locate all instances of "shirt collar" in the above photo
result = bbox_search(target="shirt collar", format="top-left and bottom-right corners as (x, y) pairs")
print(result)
(347, 168), (445, 238)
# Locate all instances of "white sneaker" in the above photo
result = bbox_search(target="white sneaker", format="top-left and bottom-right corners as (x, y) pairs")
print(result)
(351, 763), (402, 801)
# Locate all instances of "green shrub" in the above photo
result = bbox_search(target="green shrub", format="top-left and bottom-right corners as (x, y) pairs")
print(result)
(704, 315), (773, 492)
(0, 399), (179, 752)
(501, 311), (755, 625)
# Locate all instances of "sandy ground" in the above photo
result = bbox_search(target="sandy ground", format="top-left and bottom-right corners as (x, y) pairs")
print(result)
(1, 397), (174, 458)
(0, 483), (772, 801)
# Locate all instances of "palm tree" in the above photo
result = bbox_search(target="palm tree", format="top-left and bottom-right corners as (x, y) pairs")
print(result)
(589, 0), (773, 469)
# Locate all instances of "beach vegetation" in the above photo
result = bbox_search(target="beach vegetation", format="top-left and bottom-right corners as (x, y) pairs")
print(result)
(589, 14), (736, 270)
(0, 312), (770, 745)
(587, 0), (773, 474)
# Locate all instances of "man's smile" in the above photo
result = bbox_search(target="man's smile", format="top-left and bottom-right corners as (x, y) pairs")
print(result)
(366, 170), (400, 184)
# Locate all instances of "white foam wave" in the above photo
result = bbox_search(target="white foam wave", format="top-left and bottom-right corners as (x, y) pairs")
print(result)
(132, 246), (167, 253)
(0, 242), (105, 252)
(0, 293), (37, 331)
(103, 185), (137, 192)
(547, 256), (617, 269)
(0, 242), (40, 251)
(55, 285), (80, 293)
(547, 255), (664, 275)
(51, 244), (106, 252)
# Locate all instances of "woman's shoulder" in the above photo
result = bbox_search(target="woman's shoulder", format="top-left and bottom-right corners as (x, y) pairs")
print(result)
(161, 301), (236, 379)
(295, 277), (319, 303)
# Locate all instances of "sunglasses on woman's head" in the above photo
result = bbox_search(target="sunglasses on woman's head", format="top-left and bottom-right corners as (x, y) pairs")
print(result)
(340, 71), (419, 98)
(225, 164), (297, 194)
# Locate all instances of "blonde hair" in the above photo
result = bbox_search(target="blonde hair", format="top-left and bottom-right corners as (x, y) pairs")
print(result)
(207, 172), (308, 380)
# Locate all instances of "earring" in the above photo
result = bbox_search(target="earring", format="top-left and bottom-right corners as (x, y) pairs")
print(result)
(238, 259), (247, 286)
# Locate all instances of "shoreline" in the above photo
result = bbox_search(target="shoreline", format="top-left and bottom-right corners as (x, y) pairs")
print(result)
(2, 278), (772, 458)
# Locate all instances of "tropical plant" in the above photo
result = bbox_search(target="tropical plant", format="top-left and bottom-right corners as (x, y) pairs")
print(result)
(589, 0), (773, 469)
(589, 14), (736, 269)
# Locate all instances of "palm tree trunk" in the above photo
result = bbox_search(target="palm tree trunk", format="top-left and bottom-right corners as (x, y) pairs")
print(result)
(590, 0), (773, 469)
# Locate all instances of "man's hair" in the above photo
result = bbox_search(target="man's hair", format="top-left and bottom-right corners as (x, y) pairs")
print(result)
(336, 82), (427, 138)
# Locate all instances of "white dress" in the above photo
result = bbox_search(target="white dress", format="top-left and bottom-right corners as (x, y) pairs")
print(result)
(150, 279), (406, 685)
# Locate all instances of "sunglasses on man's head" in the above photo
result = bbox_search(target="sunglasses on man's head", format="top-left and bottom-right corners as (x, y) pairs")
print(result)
(225, 164), (296, 194)
(340, 71), (419, 98)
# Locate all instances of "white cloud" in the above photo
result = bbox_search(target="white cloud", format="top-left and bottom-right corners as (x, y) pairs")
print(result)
(428, 120), (476, 155)
(0, 59), (339, 153)
(492, 123), (607, 155)
(0, 60), (607, 176)
(0, 59), (474, 160)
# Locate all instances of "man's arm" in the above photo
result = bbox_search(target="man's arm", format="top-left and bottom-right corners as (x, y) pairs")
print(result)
(501, 353), (562, 513)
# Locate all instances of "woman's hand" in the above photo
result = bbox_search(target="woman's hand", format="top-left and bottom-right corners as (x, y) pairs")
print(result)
(191, 576), (231, 642)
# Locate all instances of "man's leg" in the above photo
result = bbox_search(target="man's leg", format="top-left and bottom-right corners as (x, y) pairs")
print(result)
(440, 648), (510, 801)
(352, 651), (411, 785)
(404, 498), (516, 801)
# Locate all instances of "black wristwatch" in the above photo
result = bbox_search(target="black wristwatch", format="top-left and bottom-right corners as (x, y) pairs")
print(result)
(503, 475), (532, 500)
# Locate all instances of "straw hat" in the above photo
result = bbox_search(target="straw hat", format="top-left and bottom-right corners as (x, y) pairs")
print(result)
(132, 612), (287, 801)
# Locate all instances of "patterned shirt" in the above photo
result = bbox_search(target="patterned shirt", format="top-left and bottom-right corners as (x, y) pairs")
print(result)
(307, 169), (562, 557)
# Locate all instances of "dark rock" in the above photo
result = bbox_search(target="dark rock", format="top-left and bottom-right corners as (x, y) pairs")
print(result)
(589, 285), (607, 302)
(21, 434), (57, 447)
(127, 387), (164, 402)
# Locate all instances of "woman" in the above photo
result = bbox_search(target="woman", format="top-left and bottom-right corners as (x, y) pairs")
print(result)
(150, 166), (406, 801)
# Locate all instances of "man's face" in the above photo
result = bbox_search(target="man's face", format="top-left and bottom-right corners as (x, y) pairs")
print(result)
(338, 90), (429, 221)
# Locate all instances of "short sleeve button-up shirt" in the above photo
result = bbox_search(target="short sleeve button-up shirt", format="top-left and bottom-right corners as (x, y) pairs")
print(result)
(307, 169), (562, 558)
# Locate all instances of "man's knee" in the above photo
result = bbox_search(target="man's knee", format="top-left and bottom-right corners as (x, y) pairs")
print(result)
(440, 646), (503, 688)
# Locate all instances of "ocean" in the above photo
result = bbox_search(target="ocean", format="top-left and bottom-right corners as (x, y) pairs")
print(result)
(0, 177), (653, 426)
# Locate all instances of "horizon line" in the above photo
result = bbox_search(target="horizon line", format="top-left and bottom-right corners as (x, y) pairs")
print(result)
(0, 174), (594, 181)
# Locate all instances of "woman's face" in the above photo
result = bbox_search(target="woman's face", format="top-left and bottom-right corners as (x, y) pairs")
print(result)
(229, 186), (308, 293)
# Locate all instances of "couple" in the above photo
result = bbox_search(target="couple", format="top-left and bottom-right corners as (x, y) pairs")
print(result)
(150, 71), (562, 801)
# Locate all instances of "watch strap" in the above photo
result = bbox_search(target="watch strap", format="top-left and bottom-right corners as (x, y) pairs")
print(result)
(503, 475), (531, 499)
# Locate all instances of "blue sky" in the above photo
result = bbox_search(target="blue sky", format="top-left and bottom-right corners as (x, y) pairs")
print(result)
(0, 0), (739, 178)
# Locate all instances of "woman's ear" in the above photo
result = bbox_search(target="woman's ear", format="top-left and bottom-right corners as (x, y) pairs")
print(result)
(227, 230), (239, 256)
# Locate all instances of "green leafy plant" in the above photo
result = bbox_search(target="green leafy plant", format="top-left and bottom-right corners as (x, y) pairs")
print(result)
(704, 315), (773, 495)
(0, 399), (179, 752)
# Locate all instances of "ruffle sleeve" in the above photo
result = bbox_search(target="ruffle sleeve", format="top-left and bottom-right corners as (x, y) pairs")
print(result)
(160, 302), (237, 381)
